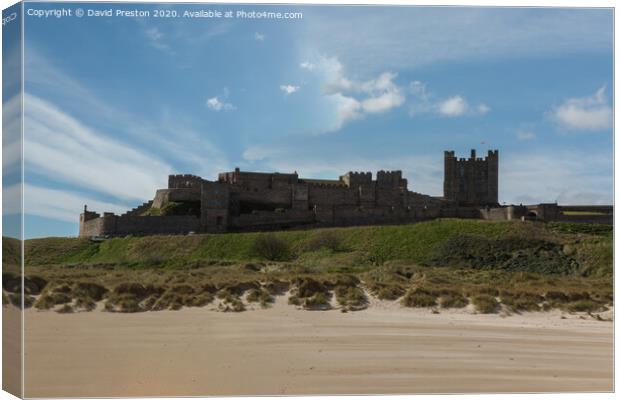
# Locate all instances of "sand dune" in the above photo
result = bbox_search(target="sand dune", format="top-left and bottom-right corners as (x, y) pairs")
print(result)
(22, 301), (613, 397)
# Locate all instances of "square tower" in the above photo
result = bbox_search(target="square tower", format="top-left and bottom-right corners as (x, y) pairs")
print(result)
(444, 149), (499, 206)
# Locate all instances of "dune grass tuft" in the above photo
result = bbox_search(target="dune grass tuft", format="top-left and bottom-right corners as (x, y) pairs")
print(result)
(401, 288), (437, 308)
(335, 285), (367, 311)
(439, 292), (469, 308)
(472, 295), (499, 314)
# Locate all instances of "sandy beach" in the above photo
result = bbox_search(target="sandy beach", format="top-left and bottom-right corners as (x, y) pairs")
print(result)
(21, 297), (613, 398)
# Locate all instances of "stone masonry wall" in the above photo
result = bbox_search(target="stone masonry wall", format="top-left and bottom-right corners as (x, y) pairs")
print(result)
(80, 215), (201, 237)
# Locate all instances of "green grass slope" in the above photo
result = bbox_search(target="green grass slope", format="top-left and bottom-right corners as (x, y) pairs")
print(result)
(21, 219), (612, 277)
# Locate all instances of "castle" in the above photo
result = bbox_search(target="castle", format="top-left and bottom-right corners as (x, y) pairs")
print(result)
(79, 149), (612, 237)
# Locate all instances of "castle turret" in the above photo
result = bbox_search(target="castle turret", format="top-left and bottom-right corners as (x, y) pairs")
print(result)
(79, 205), (103, 237)
(443, 149), (499, 206)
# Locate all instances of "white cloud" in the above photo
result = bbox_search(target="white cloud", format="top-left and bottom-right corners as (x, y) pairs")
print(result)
(438, 96), (468, 117)
(361, 89), (405, 114)
(254, 32), (265, 41)
(300, 61), (316, 70)
(359, 72), (405, 113)
(280, 84), (300, 95)
(549, 86), (612, 131)
(516, 131), (536, 141)
(206, 96), (235, 111)
(305, 56), (406, 132)
(332, 93), (363, 130)
(24, 94), (172, 202)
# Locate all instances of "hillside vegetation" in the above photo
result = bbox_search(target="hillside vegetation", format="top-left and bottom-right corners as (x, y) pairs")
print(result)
(3, 219), (613, 314)
(20, 219), (612, 276)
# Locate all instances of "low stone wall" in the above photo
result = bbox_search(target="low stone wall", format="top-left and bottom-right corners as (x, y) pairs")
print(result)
(479, 207), (507, 221)
(79, 215), (201, 237)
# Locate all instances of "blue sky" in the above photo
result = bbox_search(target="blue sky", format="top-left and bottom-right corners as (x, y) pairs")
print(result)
(9, 3), (614, 238)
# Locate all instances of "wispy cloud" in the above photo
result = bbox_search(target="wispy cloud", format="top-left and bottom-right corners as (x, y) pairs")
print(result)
(25, 48), (229, 178)
(136, 18), (233, 53)
(302, 8), (612, 72)
(516, 131), (536, 141)
(16, 184), (129, 223)
(24, 94), (172, 202)
(144, 27), (172, 53)
(409, 82), (489, 118)
(21, 91), (231, 225)
(501, 151), (612, 205)
(477, 104), (490, 115)
(280, 84), (300, 95)
(548, 86), (612, 131)
(2, 95), (22, 177)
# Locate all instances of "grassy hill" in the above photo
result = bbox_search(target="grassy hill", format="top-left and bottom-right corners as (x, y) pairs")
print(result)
(20, 219), (612, 277)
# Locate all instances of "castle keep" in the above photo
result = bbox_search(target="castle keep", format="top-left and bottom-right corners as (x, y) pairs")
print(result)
(79, 149), (612, 237)
(444, 149), (499, 206)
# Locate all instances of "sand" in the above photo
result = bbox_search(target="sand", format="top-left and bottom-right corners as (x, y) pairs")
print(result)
(22, 299), (613, 397)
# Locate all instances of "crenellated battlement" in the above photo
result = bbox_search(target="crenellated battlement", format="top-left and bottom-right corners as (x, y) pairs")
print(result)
(340, 171), (372, 188)
(376, 170), (406, 188)
(168, 174), (204, 189)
